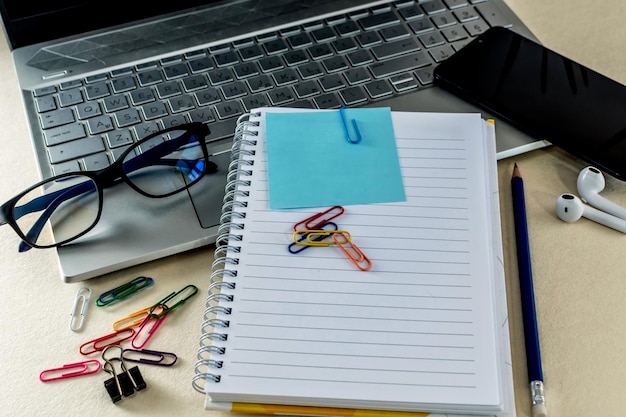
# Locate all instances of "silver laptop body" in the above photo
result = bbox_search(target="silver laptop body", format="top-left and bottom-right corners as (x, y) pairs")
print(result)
(0, 0), (543, 282)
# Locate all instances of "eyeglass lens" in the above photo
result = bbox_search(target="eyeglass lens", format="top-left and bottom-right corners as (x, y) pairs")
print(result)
(121, 128), (207, 197)
(13, 174), (100, 247)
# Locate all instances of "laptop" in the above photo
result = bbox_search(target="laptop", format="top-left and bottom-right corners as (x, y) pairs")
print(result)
(0, 0), (546, 283)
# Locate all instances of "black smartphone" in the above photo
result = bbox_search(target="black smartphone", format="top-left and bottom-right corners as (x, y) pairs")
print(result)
(433, 26), (626, 180)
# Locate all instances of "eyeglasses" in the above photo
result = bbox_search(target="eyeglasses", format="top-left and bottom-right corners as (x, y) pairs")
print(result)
(0, 122), (214, 252)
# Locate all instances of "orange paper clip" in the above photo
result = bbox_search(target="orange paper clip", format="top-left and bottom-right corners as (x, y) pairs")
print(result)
(333, 232), (372, 271)
(293, 205), (344, 231)
(80, 328), (135, 355)
(40, 360), (101, 382)
(112, 306), (151, 332)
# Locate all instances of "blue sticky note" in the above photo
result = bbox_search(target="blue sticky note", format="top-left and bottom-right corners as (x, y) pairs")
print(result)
(265, 108), (406, 209)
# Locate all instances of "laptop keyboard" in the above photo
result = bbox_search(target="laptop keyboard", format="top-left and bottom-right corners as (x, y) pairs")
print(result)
(32, 0), (512, 176)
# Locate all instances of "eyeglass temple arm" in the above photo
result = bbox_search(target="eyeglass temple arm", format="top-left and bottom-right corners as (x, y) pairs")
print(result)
(14, 182), (94, 252)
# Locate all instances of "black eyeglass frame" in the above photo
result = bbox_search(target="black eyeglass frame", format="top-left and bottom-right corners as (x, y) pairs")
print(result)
(0, 122), (212, 250)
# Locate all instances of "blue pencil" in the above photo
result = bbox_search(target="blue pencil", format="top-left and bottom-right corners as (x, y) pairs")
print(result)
(511, 164), (547, 417)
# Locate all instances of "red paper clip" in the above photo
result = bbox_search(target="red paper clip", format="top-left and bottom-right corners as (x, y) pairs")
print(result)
(293, 205), (344, 231)
(333, 232), (373, 271)
(40, 360), (101, 382)
(80, 328), (135, 355)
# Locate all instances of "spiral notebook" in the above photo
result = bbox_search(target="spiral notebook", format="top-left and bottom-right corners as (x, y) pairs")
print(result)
(193, 107), (515, 416)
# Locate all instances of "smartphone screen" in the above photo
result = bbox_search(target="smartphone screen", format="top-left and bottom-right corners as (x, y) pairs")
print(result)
(433, 26), (626, 180)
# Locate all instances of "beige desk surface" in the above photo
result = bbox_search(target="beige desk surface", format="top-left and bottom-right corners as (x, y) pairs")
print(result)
(1, 1), (626, 416)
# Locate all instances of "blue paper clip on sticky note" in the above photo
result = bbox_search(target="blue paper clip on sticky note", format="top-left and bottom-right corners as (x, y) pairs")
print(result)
(339, 107), (362, 144)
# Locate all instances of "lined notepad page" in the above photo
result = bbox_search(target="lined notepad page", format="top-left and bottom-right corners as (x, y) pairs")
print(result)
(209, 109), (509, 414)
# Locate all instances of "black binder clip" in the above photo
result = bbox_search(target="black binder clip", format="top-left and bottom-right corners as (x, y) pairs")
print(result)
(101, 345), (147, 403)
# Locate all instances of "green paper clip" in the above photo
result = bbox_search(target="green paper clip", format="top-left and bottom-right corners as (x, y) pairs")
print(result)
(96, 276), (154, 307)
(148, 284), (198, 318)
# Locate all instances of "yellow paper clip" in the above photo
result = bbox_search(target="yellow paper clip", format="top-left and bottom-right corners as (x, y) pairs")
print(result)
(293, 229), (351, 247)
(112, 306), (151, 332)
(333, 232), (372, 271)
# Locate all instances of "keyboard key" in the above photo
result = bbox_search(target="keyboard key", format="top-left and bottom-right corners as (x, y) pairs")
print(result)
(111, 76), (137, 93)
(182, 75), (209, 91)
(268, 87), (295, 105)
(214, 102), (242, 119)
(114, 108), (142, 127)
(380, 24), (411, 41)
(156, 81), (182, 98)
(287, 33), (313, 48)
(85, 82), (111, 100)
(48, 136), (105, 164)
(364, 79), (393, 98)
(221, 81), (248, 100)
(320, 74), (345, 91)
(106, 129), (134, 148)
(475, 3), (513, 27)
(233, 62), (260, 79)
(344, 68), (371, 85)
(35, 96), (57, 113)
(263, 38), (288, 55)
(130, 88), (156, 105)
(464, 20), (490, 36)
(141, 102), (169, 120)
(339, 86), (368, 105)
(163, 63), (189, 80)
(40, 108), (75, 129)
(247, 75), (274, 92)
(44, 123), (86, 146)
(441, 26), (469, 42)
(52, 160), (80, 175)
(76, 102), (102, 119)
(313, 92), (341, 109)
(58, 88), (84, 107)
(87, 115), (114, 134)
(188, 108), (216, 123)
(83, 153), (110, 171)
(421, 0), (447, 15)
(103, 95), (129, 112)
(194, 88), (221, 106)
(372, 38), (420, 60)
(398, 5), (425, 20)
(358, 11), (399, 30)
(242, 93), (271, 110)
(189, 57), (215, 73)
(207, 69), (234, 85)
(369, 52), (431, 78)
(294, 80), (321, 98)
(137, 69), (164, 86)
(454, 7), (480, 22)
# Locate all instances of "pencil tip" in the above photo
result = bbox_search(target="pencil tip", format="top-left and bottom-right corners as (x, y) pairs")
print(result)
(512, 163), (521, 178)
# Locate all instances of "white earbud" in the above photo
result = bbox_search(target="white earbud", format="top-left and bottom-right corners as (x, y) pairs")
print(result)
(555, 193), (626, 233)
(577, 166), (626, 220)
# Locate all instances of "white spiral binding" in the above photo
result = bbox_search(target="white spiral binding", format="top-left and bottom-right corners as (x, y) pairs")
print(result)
(192, 112), (260, 394)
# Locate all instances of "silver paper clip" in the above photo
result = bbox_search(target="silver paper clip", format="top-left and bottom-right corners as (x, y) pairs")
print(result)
(70, 287), (92, 332)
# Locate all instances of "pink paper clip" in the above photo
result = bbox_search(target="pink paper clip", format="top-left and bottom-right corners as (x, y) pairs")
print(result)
(131, 306), (167, 349)
(79, 328), (135, 355)
(333, 232), (373, 271)
(40, 360), (101, 382)
(293, 205), (344, 231)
